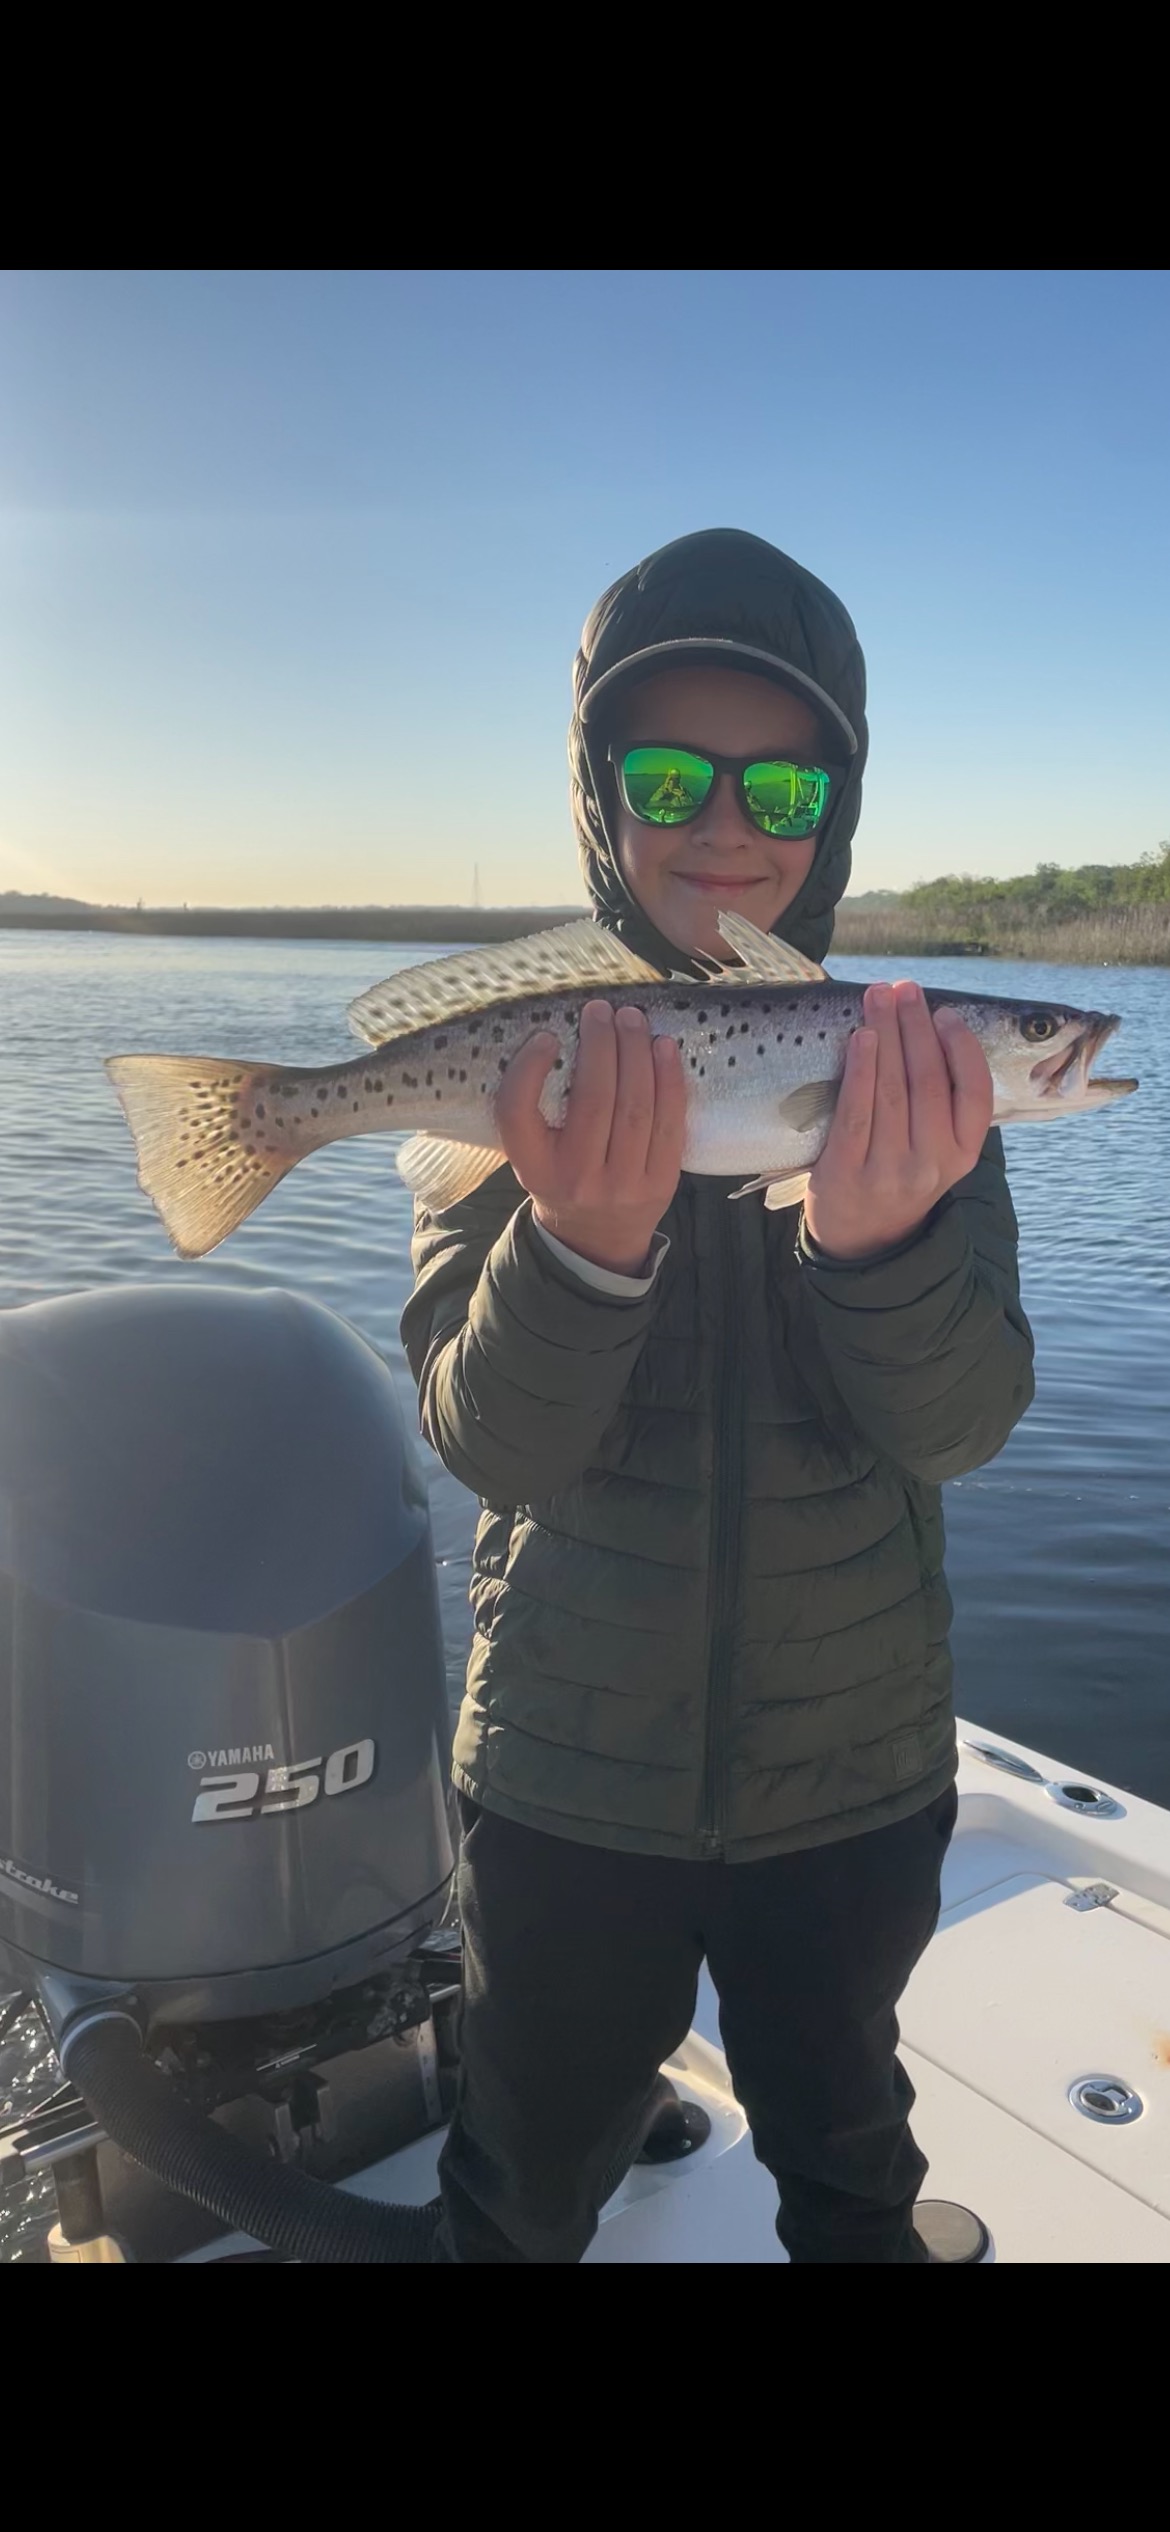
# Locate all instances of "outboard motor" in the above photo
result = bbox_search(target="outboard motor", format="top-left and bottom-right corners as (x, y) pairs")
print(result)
(0, 1285), (458, 2260)
(0, 1284), (708, 2263)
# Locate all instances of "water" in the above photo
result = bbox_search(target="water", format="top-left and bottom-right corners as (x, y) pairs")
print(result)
(2, 928), (1167, 2255)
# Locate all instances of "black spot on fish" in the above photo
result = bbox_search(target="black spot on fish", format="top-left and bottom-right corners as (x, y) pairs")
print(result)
(435, 1090), (442, 1100)
(480, 1082), (487, 1093)
(434, 1035), (448, 1050)
(459, 1069), (467, 1082)
(335, 1084), (347, 1097)
(310, 1108), (318, 1118)
(281, 1085), (296, 1099)
(498, 1057), (508, 1073)
(726, 1026), (735, 1039)
(720, 1004), (730, 1018)
(317, 1085), (330, 1098)
(699, 1065), (705, 1078)
(177, 1158), (188, 1169)
(777, 1033), (785, 1043)
(425, 1070), (434, 1086)
(740, 1021), (749, 1033)
(353, 1101), (359, 1111)
(448, 1067), (456, 1080)
(553, 1057), (564, 1070)
(818, 1031), (826, 1040)
(385, 1093), (394, 1105)
(373, 1079), (383, 1092)
(673, 997), (688, 1011)
(402, 1072), (418, 1089)
(729, 1055), (737, 1067)
(757, 1046), (765, 1057)
(491, 1026), (504, 1043)
(256, 1102), (268, 1120)
(690, 1055), (697, 1069)
(470, 1043), (481, 1057)
(794, 1035), (803, 1047)
(698, 1010), (708, 1023)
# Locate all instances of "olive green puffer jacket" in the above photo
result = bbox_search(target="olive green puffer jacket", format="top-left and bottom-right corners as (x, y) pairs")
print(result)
(402, 1146), (1033, 1859)
(401, 527), (1035, 1858)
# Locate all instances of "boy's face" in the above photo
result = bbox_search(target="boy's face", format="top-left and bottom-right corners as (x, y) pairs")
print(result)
(610, 665), (827, 959)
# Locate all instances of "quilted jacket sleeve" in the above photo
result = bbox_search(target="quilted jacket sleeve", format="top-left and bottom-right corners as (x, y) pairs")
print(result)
(796, 1129), (1035, 1482)
(400, 1164), (664, 1503)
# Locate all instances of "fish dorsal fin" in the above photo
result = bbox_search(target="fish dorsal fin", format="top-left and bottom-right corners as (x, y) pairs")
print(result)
(347, 921), (661, 1048)
(714, 912), (829, 985)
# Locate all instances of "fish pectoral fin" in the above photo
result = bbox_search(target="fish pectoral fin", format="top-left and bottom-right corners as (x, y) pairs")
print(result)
(776, 1077), (840, 1133)
(395, 1133), (507, 1212)
(715, 912), (829, 984)
(346, 921), (662, 1049)
(730, 1167), (813, 1209)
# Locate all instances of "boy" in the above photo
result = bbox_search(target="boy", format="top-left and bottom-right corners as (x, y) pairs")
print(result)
(402, 527), (1034, 2262)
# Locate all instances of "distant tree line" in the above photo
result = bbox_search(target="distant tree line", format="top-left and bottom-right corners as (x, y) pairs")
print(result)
(900, 842), (1170, 926)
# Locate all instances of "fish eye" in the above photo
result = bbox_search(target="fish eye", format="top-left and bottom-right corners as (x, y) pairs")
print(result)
(1020, 1010), (1061, 1044)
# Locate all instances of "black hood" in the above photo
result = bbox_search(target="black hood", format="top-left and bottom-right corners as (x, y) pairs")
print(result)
(569, 527), (868, 972)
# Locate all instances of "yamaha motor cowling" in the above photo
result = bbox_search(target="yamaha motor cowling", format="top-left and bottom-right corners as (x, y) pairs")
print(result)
(0, 1285), (457, 2259)
(0, 1284), (707, 2263)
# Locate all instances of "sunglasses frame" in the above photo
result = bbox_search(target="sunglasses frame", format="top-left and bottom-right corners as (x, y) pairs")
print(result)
(608, 740), (845, 840)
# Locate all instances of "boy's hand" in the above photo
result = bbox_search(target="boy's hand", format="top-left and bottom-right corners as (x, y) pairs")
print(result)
(803, 981), (993, 1262)
(497, 1002), (686, 1277)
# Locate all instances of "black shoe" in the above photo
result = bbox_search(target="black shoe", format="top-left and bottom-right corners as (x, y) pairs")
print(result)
(913, 2200), (990, 2263)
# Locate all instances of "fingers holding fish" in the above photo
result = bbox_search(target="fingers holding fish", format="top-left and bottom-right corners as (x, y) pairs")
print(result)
(825, 1021), (878, 1158)
(868, 982), (912, 1149)
(891, 981), (953, 1131)
(645, 1031), (687, 1199)
(933, 1003), (995, 1163)
(805, 982), (997, 1260)
(498, 1000), (684, 1277)
(607, 1006), (658, 1177)
(494, 1026), (562, 1186)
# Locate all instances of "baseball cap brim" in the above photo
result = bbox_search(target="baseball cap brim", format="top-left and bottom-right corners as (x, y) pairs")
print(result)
(579, 638), (859, 758)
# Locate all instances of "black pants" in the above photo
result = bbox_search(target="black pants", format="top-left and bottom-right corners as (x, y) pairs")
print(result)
(436, 1783), (958, 2264)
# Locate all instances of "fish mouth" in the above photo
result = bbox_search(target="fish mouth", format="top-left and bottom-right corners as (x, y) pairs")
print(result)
(1029, 1013), (1137, 1103)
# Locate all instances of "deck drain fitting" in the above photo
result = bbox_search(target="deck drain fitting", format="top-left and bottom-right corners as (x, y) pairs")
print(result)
(1044, 1781), (1123, 1819)
(1068, 2076), (1143, 2125)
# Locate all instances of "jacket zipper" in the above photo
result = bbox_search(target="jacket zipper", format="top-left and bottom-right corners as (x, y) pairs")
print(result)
(700, 1190), (745, 1856)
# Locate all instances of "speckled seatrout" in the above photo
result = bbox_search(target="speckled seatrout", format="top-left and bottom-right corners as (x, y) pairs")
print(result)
(106, 911), (1137, 1259)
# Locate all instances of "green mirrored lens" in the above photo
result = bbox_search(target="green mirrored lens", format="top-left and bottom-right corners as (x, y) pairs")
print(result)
(743, 762), (830, 837)
(621, 747), (713, 825)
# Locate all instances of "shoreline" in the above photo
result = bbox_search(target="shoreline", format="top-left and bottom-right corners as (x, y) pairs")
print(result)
(1, 903), (1167, 967)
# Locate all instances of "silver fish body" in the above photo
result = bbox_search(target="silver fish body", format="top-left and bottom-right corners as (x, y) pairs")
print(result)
(106, 912), (1137, 1259)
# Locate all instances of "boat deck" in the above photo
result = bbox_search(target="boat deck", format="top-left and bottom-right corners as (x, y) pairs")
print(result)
(185, 1725), (1170, 2264)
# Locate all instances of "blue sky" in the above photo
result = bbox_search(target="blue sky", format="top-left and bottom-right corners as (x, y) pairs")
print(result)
(2, 269), (1167, 908)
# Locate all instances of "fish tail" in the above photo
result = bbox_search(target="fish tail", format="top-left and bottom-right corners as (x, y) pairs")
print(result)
(106, 1054), (296, 1258)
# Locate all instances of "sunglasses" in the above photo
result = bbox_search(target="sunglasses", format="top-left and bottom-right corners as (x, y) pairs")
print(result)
(611, 742), (841, 841)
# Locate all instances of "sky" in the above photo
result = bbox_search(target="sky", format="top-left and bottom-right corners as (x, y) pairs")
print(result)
(2, 268), (1167, 909)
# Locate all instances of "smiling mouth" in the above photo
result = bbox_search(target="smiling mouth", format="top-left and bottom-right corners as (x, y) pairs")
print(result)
(675, 874), (767, 893)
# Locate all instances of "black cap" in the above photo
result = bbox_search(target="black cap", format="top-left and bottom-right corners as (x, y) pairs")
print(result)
(580, 635), (858, 759)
